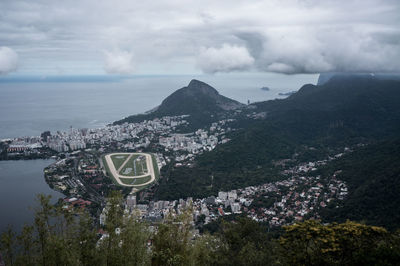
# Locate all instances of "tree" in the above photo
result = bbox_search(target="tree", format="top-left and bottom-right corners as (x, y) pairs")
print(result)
(280, 220), (400, 265)
(151, 209), (193, 266)
(99, 191), (125, 266)
(120, 216), (151, 266)
(218, 217), (276, 266)
(77, 211), (101, 266)
(15, 225), (34, 266)
(33, 194), (55, 266)
(190, 233), (226, 266)
(0, 226), (15, 266)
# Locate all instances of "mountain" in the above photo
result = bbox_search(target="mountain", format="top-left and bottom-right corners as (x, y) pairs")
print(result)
(114, 79), (244, 130)
(155, 76), (400, 200)
(319, 138), (400, 230)
(254, 76), (400, 145)
(317, 72), (400, 85)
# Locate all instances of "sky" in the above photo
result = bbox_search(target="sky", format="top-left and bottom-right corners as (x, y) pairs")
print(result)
(0, 0), (400, 77)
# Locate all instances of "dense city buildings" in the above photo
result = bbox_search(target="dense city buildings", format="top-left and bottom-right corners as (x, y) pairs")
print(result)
(0, 113), (349, 229)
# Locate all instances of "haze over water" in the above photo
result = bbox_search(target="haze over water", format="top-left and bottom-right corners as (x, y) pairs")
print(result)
(0, 74), (317, 139)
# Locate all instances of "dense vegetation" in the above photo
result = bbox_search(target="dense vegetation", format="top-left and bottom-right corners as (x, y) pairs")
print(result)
(2, 192), (400, 266)
(255, 76), (400, 145)
(155, 123), (292, 199)
(155, 77), (400, 199)
(319, 138), (400, 230)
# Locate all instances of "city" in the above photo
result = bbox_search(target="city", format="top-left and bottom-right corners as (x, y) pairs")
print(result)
(0, 112), (349, 231)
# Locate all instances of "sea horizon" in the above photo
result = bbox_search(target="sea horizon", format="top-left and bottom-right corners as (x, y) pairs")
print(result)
(0, 73), (317, 139)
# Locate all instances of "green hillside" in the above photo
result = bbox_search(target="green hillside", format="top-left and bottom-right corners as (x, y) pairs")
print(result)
(319, 138), (400, 230)
(155, 77), (400, 200)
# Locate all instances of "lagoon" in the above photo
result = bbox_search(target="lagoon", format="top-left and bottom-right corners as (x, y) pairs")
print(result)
(0, 159), (63, 232)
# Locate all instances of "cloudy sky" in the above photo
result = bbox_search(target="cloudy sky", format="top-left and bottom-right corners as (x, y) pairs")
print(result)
(1, 0), (400, 76)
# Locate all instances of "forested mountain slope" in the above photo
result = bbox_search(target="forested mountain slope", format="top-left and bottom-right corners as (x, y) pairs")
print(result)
(155, 77), (400, 199)
(319, 138), (400, 230)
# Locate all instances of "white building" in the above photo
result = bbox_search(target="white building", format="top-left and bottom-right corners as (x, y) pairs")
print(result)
(231, 202), (241, 213)
(218, 191), (228, 200)
(228, 191), (237, 201)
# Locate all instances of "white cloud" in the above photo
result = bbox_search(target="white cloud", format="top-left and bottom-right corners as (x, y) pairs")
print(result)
(103, 50), (134, 74)
(0, 47), (18, 75)
(197, 44), (254, 73)
(1, 0), (400, 75)
(240, 25), (400, 74)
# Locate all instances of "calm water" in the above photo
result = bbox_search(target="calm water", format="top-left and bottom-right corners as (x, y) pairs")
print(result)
(0, 73), (317, 139)
(0, 159), (63, 232)
(0, 73), (317, 232)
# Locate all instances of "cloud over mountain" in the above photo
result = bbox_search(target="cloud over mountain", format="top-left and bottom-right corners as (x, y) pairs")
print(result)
(236, 25), (400, 74)
(0, 47), (18, 75)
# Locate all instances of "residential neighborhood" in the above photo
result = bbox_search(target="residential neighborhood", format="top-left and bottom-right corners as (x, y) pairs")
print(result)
(1, 113), (349, 230)
(100, 153), (348, 229)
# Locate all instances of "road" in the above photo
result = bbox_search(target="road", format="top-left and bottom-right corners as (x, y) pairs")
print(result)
(73, 158), (104, 204)
(104, 152), (156, 188)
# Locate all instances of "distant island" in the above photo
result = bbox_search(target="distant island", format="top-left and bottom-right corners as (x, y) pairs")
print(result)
(260, 86), (270, 91)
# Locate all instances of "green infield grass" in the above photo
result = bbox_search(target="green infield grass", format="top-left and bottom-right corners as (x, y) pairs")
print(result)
(110, 154), (129, 170)
(119, 155), (148, 176)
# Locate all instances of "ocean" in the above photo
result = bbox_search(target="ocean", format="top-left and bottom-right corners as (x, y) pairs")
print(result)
(0, 73), (317, 139)
(0, 73), (317, 232)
